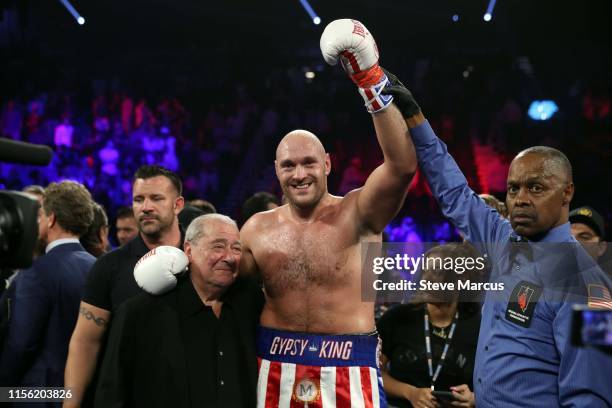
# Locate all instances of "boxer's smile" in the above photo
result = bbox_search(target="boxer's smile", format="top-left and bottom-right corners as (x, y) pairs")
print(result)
(292, 182), (312, 191)
(275, 130), (331, 210)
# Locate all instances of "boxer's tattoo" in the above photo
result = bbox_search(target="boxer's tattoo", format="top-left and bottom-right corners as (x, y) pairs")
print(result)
(79, 306), (107, 327)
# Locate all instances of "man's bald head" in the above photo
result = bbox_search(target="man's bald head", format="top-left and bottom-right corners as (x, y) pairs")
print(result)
(276, 130), (326, 160)
(513, 146), (573, 185)
(275, 129), (331, 210)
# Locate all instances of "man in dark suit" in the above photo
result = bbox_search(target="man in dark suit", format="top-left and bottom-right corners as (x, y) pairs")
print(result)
(95, 214), (264, 408)
(0, 181), (95, 393)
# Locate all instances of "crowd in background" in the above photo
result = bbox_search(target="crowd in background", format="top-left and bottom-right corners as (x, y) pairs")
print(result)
(1, 56), (611, 245)
(0, 59), (610, 406)
(0, 1), (610, 405)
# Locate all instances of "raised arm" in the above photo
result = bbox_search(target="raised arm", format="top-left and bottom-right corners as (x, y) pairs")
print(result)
(356, 104), (416, 233)
(319, 19), (416, 233)
(383, 69), (511, 244)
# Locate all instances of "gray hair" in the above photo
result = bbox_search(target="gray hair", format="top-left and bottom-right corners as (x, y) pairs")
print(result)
(515, 146), (573, 183)
(185, 213), (237, 244)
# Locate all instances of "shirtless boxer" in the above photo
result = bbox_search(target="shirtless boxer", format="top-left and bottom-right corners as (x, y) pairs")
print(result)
(240, 19), (418, 407)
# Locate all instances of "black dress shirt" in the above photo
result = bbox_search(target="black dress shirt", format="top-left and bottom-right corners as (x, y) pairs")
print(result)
(95, 273), (264, 408)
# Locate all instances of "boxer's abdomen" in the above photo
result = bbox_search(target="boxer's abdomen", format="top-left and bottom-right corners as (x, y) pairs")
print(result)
(260, 283), (376, 334)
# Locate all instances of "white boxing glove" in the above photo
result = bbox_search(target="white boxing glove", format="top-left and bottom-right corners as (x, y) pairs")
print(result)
(320, 18), (392, 113)
(134, 246), (189, 295)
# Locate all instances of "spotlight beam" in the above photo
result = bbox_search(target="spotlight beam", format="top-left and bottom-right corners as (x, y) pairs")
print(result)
(298, 0), (321, 25)
(58, 0), (85, 25)
(484, 0), (497, 21)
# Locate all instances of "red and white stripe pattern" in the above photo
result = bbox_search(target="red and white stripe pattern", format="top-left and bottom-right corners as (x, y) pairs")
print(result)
(339, 50), (392, 113)
(257, 358), (384, 408)
(356, 79), (392, 114)
(587, 284), (612, 309)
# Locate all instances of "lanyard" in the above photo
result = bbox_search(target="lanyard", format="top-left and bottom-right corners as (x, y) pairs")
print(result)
(424, 308), (459, 390)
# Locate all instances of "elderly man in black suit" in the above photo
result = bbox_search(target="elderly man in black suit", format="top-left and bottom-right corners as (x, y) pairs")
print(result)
(95, 214), (263, 408)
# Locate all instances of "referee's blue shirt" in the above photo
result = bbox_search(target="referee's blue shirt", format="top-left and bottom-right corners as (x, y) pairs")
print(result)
(410, 119), (612, 407)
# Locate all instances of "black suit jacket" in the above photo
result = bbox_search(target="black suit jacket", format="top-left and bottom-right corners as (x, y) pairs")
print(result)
(95, 274), (263, 408)
(0, 243), (95, 387)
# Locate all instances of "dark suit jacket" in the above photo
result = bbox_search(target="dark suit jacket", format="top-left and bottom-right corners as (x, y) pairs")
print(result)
(0, 242), (96, 388)
(95, 275), (264, 408)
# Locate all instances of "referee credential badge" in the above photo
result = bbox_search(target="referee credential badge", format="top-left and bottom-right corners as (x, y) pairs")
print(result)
(293, 377), (320, 406)
(505, 280), (542, 327)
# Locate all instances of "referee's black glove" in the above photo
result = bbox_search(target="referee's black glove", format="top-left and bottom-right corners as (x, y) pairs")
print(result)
(381, 67), (421, 119)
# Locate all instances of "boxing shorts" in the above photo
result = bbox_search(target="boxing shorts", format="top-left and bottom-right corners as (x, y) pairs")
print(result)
(256, 326), (386, 407)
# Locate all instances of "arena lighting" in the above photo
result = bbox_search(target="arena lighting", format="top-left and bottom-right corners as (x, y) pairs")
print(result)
(58, 0), (86, 25)
(305, 71), (315, 79)
(483, 0), (497, 21)
(298, 0), (321, 26)
(528, 100), (559, 121)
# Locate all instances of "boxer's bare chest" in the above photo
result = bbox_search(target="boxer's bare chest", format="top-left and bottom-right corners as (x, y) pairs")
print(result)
(254, 218), (358, 296)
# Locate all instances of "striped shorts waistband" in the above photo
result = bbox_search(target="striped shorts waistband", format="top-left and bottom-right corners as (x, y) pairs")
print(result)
(256, 326), (380, 367)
